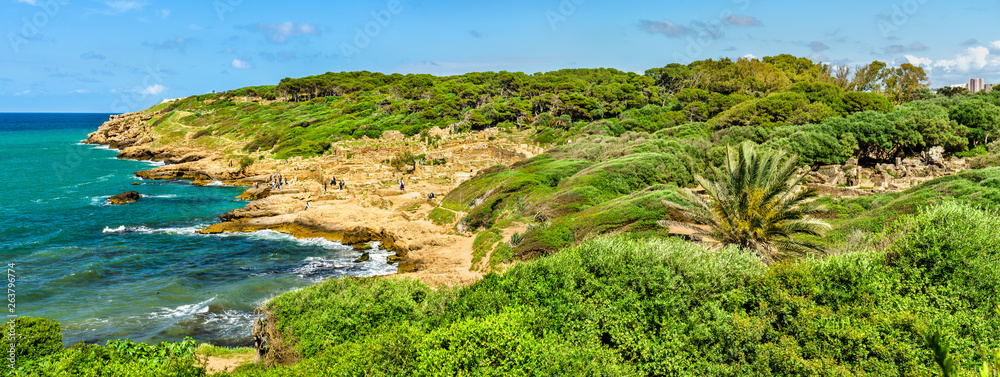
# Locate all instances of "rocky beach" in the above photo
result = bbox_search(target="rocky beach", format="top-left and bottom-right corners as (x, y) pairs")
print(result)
(84, 110), (543, 287)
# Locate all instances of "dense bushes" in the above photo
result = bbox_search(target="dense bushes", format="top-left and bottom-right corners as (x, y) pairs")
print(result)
(234, 201), (1000, 375)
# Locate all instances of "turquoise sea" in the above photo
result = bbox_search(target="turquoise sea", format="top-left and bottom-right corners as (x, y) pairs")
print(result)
(0, 113), (395, 347)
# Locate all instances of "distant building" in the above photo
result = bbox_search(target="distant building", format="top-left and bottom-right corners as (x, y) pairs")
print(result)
(987, 83), (996, 92)
(970, 78), (985, 93)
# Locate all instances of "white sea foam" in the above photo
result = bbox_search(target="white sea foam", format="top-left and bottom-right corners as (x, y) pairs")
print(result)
(142, 194), (177, 199)
(89, 196), (111, 206)
(243, 230), (349, 250)
(204, 180), (226, 186)
(101, 225), (202, 235)
(292, 257), (346, 277)
(150, 297), (215, 319)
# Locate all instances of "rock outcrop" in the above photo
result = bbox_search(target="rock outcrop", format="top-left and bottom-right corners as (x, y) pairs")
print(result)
(109, 191), (141, 205)
(803, 150), (970, 198)
(84, 111), (161, 150)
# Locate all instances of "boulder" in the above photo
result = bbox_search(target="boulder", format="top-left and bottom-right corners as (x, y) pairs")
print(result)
(353, 252), (370, 263)
(237, 187), (271, 201)
(109, 191), (141, 205)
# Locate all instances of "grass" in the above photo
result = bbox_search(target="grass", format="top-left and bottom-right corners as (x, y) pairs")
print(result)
(470, 229), (502, 271)
(196, 344), (255, 357)
(427, 207), (456, 226)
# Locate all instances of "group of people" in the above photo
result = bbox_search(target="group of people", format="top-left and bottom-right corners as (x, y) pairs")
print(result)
(324, 177), (345, 191)
(267, 173), (289, 191)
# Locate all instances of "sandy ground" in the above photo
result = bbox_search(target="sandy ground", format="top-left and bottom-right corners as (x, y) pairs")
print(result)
(203, 354), (254, 375)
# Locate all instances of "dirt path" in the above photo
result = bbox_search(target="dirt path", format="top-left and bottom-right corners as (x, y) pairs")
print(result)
(203, 354), (254, 374)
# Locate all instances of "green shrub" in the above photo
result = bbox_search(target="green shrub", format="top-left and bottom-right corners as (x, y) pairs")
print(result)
(0, 317), (62, 373)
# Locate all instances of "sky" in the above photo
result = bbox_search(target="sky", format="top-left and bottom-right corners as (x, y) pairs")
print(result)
(1, 0), (999, 113)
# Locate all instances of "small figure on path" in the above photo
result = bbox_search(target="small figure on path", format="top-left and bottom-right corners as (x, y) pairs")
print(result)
(304, 202), (310, 211)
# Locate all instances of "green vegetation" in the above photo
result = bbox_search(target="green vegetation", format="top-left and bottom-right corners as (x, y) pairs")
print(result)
(426, 207), (456, 226)
(34, 57), (1000, 374)
(222, 201), (998, 375)
(666, 142), (830, 264)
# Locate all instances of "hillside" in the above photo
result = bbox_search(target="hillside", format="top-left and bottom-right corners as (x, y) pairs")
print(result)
(10, 55), (1000, 375)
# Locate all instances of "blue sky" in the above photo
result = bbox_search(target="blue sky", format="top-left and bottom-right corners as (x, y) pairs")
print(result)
(1, 0), (998, 113)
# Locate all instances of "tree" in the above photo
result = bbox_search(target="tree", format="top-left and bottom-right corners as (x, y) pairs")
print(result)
(645, 63), (692, 93)
(883, 63), (929, 104)
(849, 61), (888, 92)
(664, 142), (830, 264)
(949, 98), (1000, 146)
(936, 86), (970, 97)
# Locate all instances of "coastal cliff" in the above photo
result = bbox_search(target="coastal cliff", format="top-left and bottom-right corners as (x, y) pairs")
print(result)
(85, 108), (542, 286)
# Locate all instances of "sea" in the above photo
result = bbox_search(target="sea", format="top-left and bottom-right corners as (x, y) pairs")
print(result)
(0, 113), (396, 347)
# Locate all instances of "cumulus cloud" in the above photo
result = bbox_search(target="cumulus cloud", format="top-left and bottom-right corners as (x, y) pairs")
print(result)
(722, 14), (762, 27)
(243, 22), (320, 44)
(906, 45), (1000, 74)
(809, 41), (829, 52)
(743, 53), (758, 60)
(638, 19), (690, 37)
(990, 40), (1000, 51)
(231, 58), (254, 69)
(903, 55), (934, 67)
(934, 46), (991, 72)
(141, 84), (164, 95)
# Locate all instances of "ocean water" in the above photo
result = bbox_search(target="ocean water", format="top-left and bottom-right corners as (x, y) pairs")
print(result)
(0, 113), (396, 347)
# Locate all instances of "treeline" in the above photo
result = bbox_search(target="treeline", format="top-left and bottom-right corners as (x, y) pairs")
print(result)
(167, 54), (999, 163)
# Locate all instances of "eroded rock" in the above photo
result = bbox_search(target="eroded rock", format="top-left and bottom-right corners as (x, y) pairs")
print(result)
(109, 191), (141, 205)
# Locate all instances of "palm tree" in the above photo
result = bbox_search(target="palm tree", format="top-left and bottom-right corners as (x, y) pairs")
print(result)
(664, 142), (830, 264)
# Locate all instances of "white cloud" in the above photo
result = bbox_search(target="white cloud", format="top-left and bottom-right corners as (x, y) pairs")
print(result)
(15, 0), (38, 5)
(141, 84), (164, 95)
(73, 89), (91, 94)
(743, 54), (757, 60)
(156, 9), (171, 18)
(904, 45), (1000, 74)
(933, 46), (991, 72)
(904, 54), (934, 67)
(14, 90), (31, 96)
(231, 58), (253, 69)
(990, 40), (1000, 51)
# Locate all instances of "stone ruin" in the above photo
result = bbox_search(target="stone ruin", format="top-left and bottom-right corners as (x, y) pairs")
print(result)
(803, 147), (969, 198)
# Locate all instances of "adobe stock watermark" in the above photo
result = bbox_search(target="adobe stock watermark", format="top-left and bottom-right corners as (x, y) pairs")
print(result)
(546, 0), (586, 31)
(672, 0), (751, 62)
(111, 65), (166, 114)
(877, 0), (929, 38)
(6, 0), (68, 54)
(340, 0), (403, 58)
(214, 0), (244, 22)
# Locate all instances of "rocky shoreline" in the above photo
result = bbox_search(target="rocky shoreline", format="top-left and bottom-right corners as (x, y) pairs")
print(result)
(84, 111), (541, 287)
